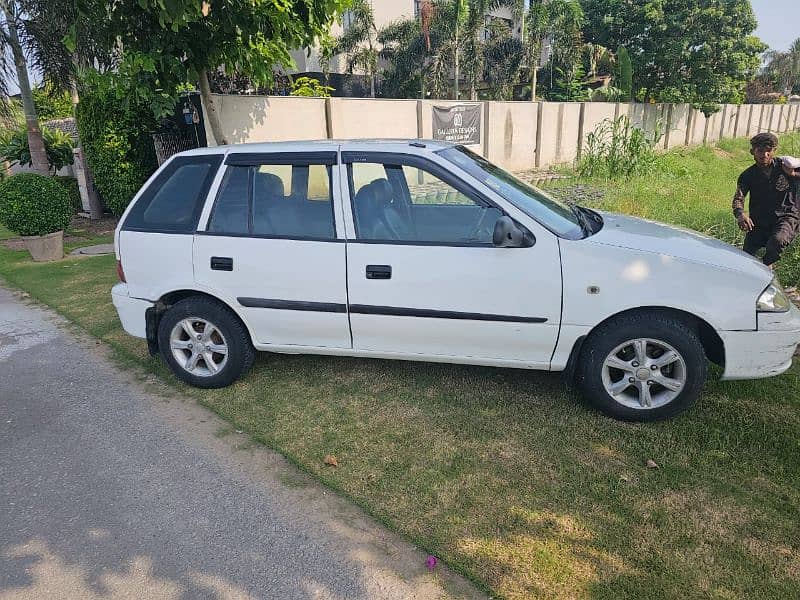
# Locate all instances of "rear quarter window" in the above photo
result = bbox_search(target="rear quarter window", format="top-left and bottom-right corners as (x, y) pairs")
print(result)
(122, 155), (223, 233)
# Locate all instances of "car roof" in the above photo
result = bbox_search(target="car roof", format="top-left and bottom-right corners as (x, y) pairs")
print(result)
(176, 139), (457, 158)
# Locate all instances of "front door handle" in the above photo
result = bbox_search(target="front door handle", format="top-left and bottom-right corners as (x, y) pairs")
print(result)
(366, 265), (392, 280)
(211, 256), (233, 271)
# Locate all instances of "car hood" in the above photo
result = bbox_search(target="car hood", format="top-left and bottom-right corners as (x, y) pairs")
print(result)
(587, 211), (773, 281)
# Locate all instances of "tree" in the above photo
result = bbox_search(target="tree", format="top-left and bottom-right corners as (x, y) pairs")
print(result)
(482, 18), (525, 100)
(79, 0), (349, 146)
(379, 1), (462, 100)
(378, 18), (427, 98)
(452, 0), (468, 99)
(579, 0), (765, 109)
(616, 45), (632, 101)
(333, 0), (379, 98)
(20, 0), (118, 219)
(32, 83), (73, 121)
(0, 0), (48, 174)
(762, 37), (800, 96)
(505, 0), (584, 101)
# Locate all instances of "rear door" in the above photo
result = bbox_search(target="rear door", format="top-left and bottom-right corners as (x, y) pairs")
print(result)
(341, 151), (562, 367)
(194, 151), (351, 349)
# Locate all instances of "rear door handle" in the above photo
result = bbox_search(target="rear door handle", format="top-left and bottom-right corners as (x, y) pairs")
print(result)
(366, 265), (392, 280)
(211, 256), (233, 271)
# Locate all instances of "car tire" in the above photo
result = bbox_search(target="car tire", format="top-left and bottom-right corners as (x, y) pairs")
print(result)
(577, 312), (707, 422)
(157, 296), (255, 389)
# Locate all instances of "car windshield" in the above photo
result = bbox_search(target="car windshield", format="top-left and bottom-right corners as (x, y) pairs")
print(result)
(437, 145), (585, 239)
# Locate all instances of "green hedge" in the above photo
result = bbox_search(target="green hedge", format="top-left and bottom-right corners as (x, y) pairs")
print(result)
(0, 173), (72, 236)
(75, 84), (158, 216)
(54, 176), (82, 213)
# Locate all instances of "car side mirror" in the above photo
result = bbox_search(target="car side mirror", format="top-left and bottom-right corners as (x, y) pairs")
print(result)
(493, 216), (535, 248)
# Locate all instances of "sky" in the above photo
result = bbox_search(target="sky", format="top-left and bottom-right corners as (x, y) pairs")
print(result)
(750, 0), (799, 52)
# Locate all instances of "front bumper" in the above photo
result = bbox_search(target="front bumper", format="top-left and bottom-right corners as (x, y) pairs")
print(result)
(111, 283), (153, 339)
(720, 303), (800, 380)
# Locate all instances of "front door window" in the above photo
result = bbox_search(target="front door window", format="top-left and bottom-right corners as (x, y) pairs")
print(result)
(349, 161), (502, 244)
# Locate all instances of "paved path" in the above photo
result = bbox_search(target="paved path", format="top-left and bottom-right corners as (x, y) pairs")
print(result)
(0, 287), (483, 600)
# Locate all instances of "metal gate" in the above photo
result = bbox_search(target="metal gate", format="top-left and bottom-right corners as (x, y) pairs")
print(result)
(152, 132), (198, 166)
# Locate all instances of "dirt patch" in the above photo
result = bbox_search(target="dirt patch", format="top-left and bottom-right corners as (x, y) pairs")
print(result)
(714, 147), (734, 159)
(69, 214), (118, 237)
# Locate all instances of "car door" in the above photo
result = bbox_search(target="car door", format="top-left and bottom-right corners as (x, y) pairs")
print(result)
(341, 151), (562, 367)
(194, 151), (351, 349)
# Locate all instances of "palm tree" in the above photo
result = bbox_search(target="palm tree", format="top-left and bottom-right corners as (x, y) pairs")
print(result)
(483, 18), (525, 99)
(763, 37), (800, 96)
(503, 0), (584, 101)
(379, 1), (459, 100)
(10, 0), (110, 216)
(452, 0), (468, 99)
(333, 0), (379, 98)
(0, 0), (47, 174)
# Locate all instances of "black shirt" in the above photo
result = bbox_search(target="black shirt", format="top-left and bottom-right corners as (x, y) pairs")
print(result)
(734, 160), (795, 224)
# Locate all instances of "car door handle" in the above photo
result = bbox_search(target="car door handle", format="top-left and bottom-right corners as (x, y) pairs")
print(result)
(211, 256), (233, 271)
(366, 265), (392, 280)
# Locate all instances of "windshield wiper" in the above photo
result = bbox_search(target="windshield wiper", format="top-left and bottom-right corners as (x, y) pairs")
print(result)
(571, 205), (591, 237)
(572, 205), (603, 237)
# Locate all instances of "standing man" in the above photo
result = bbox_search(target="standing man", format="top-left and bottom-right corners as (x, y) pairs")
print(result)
(733, 133), (800, 268)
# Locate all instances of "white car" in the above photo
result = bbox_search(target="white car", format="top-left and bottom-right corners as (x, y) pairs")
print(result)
(111, 140), (800, 421)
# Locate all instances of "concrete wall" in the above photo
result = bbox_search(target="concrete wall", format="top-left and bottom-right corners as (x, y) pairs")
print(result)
(485, 102), (538, 172)
(203, 95), (327, 144)
(328, 98), (418, 139)
(580, 102), (617, 154)
(665, 104), (691, 149)
(203, 93), (800, 171)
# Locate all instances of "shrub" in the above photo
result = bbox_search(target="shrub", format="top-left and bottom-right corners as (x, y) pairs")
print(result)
(75, 74), (158, 215)
(578, 116), (662, 179)
(290, 76), (334, 97)
(0, 173), (73, 236)
(54, 175), (82, 213)
(0, 124), (75, 172)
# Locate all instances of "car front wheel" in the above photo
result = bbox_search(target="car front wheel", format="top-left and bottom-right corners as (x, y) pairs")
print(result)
(157, 297), (255, 388)
(578, 313), (707, 421)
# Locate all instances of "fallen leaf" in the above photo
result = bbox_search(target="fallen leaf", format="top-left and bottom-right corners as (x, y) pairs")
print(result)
(324, 454), (338, 467)
(646, 459), (659, 470)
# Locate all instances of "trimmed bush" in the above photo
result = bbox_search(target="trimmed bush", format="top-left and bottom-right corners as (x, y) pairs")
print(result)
(0, 173), (73, 236)
(54, 176), (82, 213)
(75, 78), (157, 216)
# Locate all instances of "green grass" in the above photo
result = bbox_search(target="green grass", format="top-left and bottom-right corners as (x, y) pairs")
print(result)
(1, 137), (799, 599)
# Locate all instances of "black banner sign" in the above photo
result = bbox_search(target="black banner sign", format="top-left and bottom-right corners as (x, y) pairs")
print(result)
(432, 104), (481, 145)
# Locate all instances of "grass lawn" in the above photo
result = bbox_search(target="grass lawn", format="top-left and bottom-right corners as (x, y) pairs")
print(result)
(1, 136), (799, 600)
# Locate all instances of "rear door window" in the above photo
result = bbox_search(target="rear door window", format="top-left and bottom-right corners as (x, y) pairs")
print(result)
(207, 153), (336, 239)
(123, 155), (222, 233)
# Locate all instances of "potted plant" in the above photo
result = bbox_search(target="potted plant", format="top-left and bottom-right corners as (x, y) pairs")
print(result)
(0, 173), (73, 261)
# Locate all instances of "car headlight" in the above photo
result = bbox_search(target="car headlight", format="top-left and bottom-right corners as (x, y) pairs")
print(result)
(757, 281), (791, 313)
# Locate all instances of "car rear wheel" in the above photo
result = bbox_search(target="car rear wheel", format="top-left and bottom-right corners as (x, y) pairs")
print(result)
(158, 297), (255, 388)
(578, 313), (707, 421)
